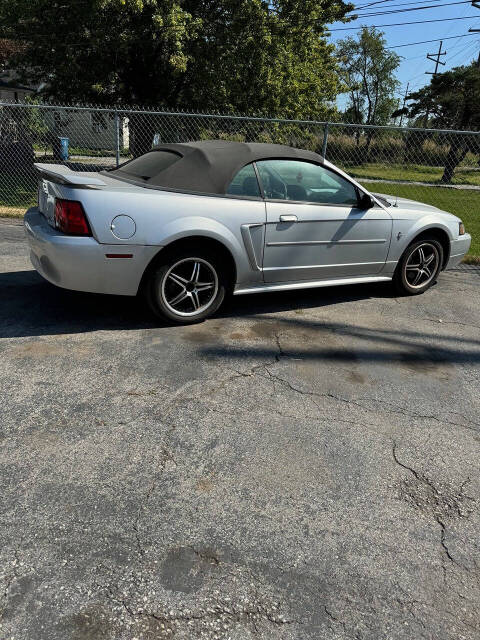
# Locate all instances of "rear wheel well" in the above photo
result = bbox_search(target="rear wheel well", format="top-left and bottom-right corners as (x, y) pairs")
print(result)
(410, 228), (450, 269)
(139, 236), (237, 294)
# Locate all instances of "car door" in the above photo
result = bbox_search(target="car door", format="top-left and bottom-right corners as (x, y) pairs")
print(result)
(257, 159), (393, 283)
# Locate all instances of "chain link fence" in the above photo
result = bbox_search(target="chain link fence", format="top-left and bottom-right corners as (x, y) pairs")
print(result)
(0, 101), (479, 255)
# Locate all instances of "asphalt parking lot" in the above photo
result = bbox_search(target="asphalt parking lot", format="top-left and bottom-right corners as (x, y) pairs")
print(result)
(1, 218), (479, 640)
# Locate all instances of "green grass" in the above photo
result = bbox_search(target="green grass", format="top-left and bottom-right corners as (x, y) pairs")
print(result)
(33, 145), (130, 158)
(361, 181), (480, 259)
(350, 163), (480, 187)
(0, 173), (36, 216)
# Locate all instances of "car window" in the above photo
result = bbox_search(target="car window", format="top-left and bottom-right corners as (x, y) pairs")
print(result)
(255, 160), (358, 206)
(114, 150), (181, 181)
(226, 163), (261, 197)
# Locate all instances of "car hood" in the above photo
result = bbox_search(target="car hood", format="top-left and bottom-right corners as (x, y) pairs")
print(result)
(372, 192), (461, 222)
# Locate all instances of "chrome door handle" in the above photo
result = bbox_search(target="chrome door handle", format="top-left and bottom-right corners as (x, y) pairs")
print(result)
(279, 214), (297, 223)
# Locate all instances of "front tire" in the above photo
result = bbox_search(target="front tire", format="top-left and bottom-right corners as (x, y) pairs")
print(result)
(394, 238), (443, 296)
(145, 249), (227, 324)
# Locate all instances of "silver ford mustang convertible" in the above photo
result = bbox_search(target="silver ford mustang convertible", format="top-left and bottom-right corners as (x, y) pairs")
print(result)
(24, 140), (471, 324)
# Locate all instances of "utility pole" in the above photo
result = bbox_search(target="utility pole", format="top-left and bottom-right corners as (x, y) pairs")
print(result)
(425, 40), (447, 77)
(423, 40), (446, 126)
(399, 82), (409, 127)
(469, 1), (480, 66)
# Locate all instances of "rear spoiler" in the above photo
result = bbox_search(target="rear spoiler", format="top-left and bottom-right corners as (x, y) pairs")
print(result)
(34, 163), (107, 187)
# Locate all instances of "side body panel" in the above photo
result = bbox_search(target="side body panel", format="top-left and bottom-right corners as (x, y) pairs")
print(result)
(263, 201), (393, 282)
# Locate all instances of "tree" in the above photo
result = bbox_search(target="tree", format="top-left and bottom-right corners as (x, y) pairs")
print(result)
(0, 0), (353, 154)
(0, 38), (23, 73)
(401, 62), (480, 183)
(337, 26), (400, 154)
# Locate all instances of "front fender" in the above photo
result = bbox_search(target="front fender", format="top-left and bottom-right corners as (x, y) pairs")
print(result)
(387, 214), (456, 265)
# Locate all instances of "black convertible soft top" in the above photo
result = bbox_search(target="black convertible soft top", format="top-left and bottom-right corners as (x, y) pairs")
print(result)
(108, 140), (324, 195)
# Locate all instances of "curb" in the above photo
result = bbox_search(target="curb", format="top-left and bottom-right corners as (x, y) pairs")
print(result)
(0, 217), (23, 226)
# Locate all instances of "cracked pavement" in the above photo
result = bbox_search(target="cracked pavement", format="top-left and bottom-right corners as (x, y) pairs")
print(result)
(1, 219), (479, 639)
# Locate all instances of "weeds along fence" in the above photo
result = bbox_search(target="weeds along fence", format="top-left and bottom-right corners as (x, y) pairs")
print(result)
(1, 101), (479, 225)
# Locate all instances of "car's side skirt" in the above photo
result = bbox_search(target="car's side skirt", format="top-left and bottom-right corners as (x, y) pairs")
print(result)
(233, 275), (392, 296)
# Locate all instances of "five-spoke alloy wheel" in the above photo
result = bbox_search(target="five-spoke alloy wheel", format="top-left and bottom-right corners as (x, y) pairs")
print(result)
(146, 248), (227, 324)
(394, 238), (443, 296)
(162, 258), (219, 317)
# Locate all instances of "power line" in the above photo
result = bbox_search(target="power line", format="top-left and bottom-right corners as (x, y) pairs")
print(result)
(329, 15), (480, 30)
(435, 0), (473, 44)
(384, 32), (477, 48)
(398, 33), (479, 98)
(470, 0), (480, 31)
(400, 33), (478, 59)
(469, 0), (480, 66)
(355, 0), (469, 10)
(352, 1), (472, 18)
(355, 0), (396, 9)
(447, 37), (480, 62)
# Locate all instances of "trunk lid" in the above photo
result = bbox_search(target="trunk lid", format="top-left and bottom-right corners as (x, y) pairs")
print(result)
(34, 163), (108, 228)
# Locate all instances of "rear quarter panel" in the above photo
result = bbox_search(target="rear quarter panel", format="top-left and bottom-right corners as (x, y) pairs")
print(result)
(64, 186), (266, 286)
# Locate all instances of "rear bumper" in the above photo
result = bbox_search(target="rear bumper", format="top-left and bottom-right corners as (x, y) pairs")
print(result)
(445, 234), (472, 270)
(24, 208), (159, 296)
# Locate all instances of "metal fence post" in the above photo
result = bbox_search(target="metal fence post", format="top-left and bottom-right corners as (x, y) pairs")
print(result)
(322, 122), (329, 158)
(114, 110), (120, 167)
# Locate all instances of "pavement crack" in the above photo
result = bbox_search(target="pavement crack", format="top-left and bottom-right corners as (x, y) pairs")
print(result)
(257, 366), (479, 435)
(437, 516), (456, 583)
(2, 548), (20, 604)
(105, 599), (299, 633)
(262, 366), (322, 400)
(132, 446), (177, 557)
(392, 442), (473, 584)
(377, 397), (480, 433)
(146, 606), (297, 627)
(392, 442), (423, 481)
(204, 357), (478, 436)
(324, 605), (348, 633)
(274, 331), (285, 362)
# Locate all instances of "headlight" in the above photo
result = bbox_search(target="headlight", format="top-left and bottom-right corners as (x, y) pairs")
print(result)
(459, 222), (466, 236)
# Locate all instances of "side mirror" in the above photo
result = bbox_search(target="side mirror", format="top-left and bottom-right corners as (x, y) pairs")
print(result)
(358, 192), (374, 209)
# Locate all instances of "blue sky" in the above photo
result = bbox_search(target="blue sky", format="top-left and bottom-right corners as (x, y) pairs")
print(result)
(327, 0), (480, 110)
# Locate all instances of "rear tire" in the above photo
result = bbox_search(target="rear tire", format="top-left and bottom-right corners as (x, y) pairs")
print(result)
(145, 248), (226, 324)
(394, 238), (443, 296)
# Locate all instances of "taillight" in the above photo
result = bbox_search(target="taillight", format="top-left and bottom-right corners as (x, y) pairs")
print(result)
(54, 199), (92, 236)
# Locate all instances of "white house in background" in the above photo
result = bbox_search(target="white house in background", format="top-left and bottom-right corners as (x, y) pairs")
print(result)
(41, 108), (129, 150)
(0, 71), (129, 151)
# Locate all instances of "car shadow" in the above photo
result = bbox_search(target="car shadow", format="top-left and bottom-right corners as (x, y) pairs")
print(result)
(0, 269), (395, 339)
(200, 314), (480, 367)
(0, 270), (156, 338)
(1, 271), (479, 371)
